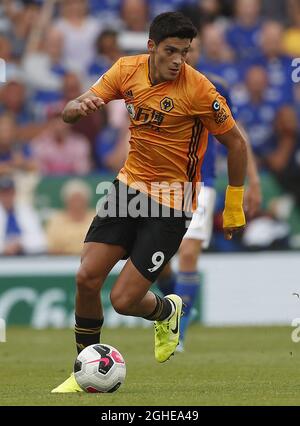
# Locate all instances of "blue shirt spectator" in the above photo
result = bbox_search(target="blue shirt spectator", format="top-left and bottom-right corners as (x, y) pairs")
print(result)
(198, 56), (244, 87)
(250, 22), (296, 105)
(88, 59), (110, 83)
(226, 0), (263, 61)
(236, 97), (283, 157)
(87, 30), (122, 84)
(226, 21), (263, 62)
(0, 113), (36, 176)
(250, 54), (295, 105)
(0, 143), (33, 163)
(30, 62), (67, 121)
(198, 23), (243, 87)
(5, 209), (22, 241)
(234, 66), (286, 159)
(0, 176), (46, 256)
(94, 126), (120, 173)
(149, 0), (195, 19)
(89, 0), (121, 17)
(0, 78), (35, 126)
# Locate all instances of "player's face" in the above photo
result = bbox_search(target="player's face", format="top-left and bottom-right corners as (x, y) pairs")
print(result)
(148, 37), (191, 83)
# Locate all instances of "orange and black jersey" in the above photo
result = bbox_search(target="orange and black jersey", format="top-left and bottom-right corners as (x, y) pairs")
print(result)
(91, 54), (236, 210)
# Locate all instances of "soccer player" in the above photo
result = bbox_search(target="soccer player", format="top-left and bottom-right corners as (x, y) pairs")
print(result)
(51, 12), (247, 393)
(156, 37), (262, 351)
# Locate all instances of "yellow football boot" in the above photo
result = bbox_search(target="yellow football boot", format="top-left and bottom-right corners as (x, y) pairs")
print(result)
(51, 373), (83, 393)
(154, 294), (183, 363)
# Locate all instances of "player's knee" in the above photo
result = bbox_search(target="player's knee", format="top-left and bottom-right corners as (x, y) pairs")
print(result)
(76, 268), (102, 294)
(110, 291), (132, 315)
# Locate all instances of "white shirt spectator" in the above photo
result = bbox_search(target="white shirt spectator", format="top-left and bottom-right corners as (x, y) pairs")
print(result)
(0, 202), (47, 255)
(54, 17), (101, 75)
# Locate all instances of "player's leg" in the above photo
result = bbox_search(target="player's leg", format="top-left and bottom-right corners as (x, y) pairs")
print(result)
(156, 241), (201, 353)
(110, 214), (188, 362)
(111, 258), (181, 363)
(74, 179), (136, 354)
(52, 179), (136, 393)
(111, 257), (177, 318)
(51, 241), (127, 393)
(75, 242), (127, 353)
(175, 186), (216, 350)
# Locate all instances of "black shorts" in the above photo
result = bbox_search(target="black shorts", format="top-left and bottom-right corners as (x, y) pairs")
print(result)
(85, 179), (190, 281)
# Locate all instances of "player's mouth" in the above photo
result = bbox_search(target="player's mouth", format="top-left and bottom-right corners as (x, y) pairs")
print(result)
(169, 68), (180, 76)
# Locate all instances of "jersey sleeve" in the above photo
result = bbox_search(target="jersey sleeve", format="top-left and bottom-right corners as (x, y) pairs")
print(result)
(191, 76), (236, 135)
(90, 58), (123, 103)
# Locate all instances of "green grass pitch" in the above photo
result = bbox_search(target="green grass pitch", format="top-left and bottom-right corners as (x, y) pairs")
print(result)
(1, 325), (300, 406)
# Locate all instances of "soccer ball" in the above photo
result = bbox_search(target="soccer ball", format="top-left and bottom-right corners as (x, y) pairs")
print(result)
(74, 343), (126, 393)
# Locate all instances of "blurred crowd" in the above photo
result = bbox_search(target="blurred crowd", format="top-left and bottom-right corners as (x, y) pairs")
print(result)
(0, 0), (299, 256)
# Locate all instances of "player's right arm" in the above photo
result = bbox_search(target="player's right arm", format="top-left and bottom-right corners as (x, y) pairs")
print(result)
(62, 58), (123, 124)
(62, 90), (105, 123)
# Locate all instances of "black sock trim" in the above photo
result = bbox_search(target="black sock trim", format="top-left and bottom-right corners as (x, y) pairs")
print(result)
(143, 295), (173, 321)
(143, 294), (162, 320)
(75, 315), (104, 354)
(75, 315), (104, 329)
(157, 298), (173, 321)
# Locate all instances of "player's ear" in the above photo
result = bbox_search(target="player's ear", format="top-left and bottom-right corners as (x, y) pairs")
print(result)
(147, 39), (155, 53)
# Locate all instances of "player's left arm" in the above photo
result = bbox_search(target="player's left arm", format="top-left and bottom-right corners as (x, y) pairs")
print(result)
(191, 76), (248, 240)
(236, 121), (262, 219)
(215, 125), (247, 241)
(206, 75), (261, 219)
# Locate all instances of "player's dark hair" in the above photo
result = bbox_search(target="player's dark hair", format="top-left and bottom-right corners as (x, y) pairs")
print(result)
(149, 12), (198, 45)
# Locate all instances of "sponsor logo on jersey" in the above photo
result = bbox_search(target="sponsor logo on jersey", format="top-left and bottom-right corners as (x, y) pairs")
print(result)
(126, 103), (135, 119)
(214, 108), (229, 124)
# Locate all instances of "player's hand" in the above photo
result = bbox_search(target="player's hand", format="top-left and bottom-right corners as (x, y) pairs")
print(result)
(223, 226), (245, 241)
(222, 185), (246, 240)
(244, 181), (262, 219)
(78, 96), (104, 117)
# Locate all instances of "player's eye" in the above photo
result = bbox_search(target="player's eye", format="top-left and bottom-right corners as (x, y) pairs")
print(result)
(165, 48), (174, 55)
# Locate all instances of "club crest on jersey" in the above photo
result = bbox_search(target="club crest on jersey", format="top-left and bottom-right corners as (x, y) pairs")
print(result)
(160, 97), (174, 112)
(126, 103), (135, 119)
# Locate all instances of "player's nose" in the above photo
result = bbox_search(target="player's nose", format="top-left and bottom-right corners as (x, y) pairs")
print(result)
(172, 56), (182, 67)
